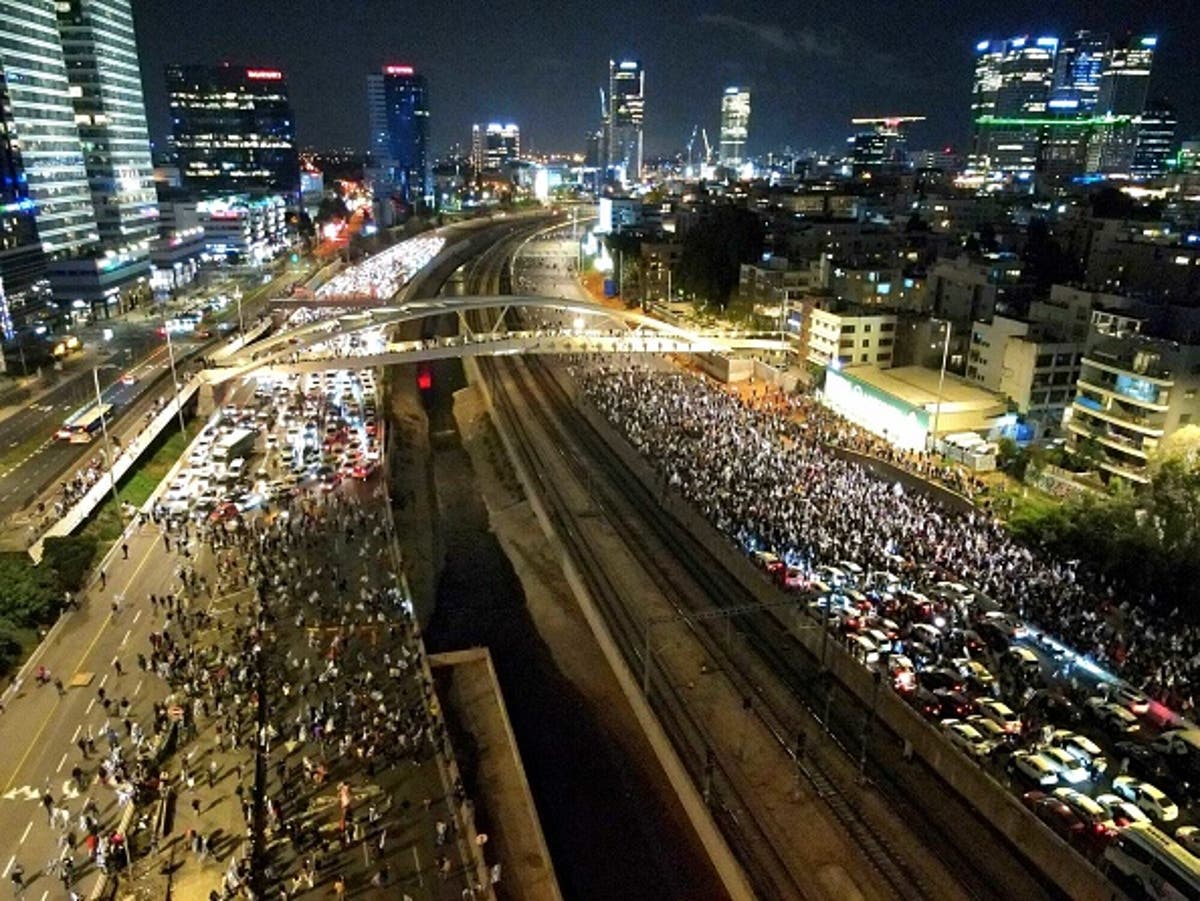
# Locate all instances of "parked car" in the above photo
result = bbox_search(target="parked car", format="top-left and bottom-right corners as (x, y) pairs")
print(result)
(1111, 776), (1179, 823)
(1009, 751), (1059, 788)
(941, 719), (994, 759)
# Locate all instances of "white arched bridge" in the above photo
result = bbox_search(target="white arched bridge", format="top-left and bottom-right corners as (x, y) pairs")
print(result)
(203, 294), (788, 384)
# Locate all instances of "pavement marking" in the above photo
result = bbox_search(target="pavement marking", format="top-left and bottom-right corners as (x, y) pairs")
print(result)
(85, 699), (95, 715)
(120, 629), (131, 647)
(2, 854), (12, 877)
(133, 679), (142, 697)
(18, 821), (30, 844)
(98, 673), (107, 689)
(413, 846), (422, 886)
(132, 609), (141, 625)
(38, 891), (46, 901)
(55, 752), (67, 774)
(70, 725), (80, 744)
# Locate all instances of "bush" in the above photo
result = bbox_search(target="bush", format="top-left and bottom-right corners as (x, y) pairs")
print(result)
(0, 552), (60, 628)
(0, 617), (22, 675)
(42, 534), (99, 593)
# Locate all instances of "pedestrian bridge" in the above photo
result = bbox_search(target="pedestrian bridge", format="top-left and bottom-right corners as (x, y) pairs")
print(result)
(204, 294), (788, 384)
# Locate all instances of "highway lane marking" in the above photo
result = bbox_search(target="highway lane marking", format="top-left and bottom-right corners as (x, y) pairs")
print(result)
(55, 753), (67, 774)
(70, 725), (80, 744)
(18, 821), (29, 844)
(132, 610), (141, 625)
(85, 699), (95, 715)
(133, 680), (142, 697)
(120, 629), (131, 647)
(2, 854), (12, 877)
(98, 674), (107, 689)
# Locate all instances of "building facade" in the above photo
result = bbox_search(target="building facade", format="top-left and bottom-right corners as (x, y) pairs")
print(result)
(807, 306), (898, 369)
(0, 0), (97, 256)
(57, 0), (157, 249)
(471, 123), (519, 172)
(367, 65), (429, 204)
(166, 64), (299, 197)
(718, 87), (749, 168)
(606, 59), (643, 183)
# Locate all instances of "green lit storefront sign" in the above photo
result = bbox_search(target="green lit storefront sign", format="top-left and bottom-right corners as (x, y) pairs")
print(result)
(824, 366), (931, 450)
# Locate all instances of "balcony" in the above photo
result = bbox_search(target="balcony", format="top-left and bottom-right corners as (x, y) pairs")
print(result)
(1075, 375), (1170, 411)
(1068, 397), (1165, 437)
(1066, 418), (1150, 459)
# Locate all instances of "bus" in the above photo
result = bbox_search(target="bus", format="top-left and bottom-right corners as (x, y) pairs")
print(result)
(1105, 821), (1200, 900)
(56, 401), (113, 444)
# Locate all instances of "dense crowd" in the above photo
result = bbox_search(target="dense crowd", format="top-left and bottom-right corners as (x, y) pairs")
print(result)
(578, 366), (1200, 713)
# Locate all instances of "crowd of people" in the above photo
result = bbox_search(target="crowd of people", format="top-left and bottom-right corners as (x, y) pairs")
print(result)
(578, 365), (1200, 713)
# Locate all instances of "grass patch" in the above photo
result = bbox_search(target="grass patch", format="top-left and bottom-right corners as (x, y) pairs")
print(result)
(80, 420), (199, 544)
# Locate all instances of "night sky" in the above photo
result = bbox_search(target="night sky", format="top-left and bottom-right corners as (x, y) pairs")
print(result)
(131, 0), (1199, 159)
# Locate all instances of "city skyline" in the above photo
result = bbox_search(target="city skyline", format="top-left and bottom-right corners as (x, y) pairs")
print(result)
(129, 0), (1198, 158)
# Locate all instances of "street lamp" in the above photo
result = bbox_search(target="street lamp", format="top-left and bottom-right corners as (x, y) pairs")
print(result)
(161, 315), (187, 437)
(930, 319), (952, 453)
(93, 366), (123, 521)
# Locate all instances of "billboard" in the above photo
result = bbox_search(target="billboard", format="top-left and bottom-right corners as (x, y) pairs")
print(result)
(824, 366), (931, 450)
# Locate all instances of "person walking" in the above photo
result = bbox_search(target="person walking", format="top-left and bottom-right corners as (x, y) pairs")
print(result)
(121, 543), (128, 560)
(9, 862), (24, 897)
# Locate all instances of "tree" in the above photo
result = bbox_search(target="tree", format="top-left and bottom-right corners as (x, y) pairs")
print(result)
(41, 535), (98, 594)
(675, 206), (764, 309)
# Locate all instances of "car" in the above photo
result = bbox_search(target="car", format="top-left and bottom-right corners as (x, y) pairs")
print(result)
(1021, 791), (1087, 843)
(1052, 787), (1110, 826)
(1103, 683), (1151, 716)
(1009, 751), (1059, 788)
(1049, 730), (1108, 775)
(1040, 747), (1090, 785)
(1029, 692), (1084, 728)
(918, 668), (963, 692)
(1095, 793), (1150, 827)
(933, 689), (974, 719)
(118, 373), (137, 386)
(1111, 776), (1179, 822)
(966, 714), (1011, 745)
(1175, 826), (1200, 858)
(906, 687), (941, 720)
(977, 698), (1021, 734)
(1086, 698), (1141, 735)
(941, 719), (994, 758)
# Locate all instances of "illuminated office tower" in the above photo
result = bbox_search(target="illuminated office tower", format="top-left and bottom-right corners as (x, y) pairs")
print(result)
(719, 87), (750, 168)
(471, 123), (519, 172)
(367, 65), (429, 203)
(1097, 35), (1156, 116)
(57, 0), (157, 248)
(606, 59), (644, 183)
(1130, 101), (1176, 180)
(167, 63), (299, 196)
(969, 35), (1057, 176)
(1049, 30), (1109, 113)
(0, 0), (96, 257)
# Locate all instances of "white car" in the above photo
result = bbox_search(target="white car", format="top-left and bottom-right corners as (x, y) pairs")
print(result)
(1086, 698), (1140, 734)
(1009, 751), (1059, 787)
(1112, 776), (1179, 822)
(1040, 747), (1090, 785)
(977, 698), (1021, 734)
(966, 715), (1009, 745)
(940, 719), (993, 758)
(1095, 793), (1150, 826)
(1052, 787), (1111, 825)
(1175, 826), (1200, 857)
(1048, 730), (1107, 774)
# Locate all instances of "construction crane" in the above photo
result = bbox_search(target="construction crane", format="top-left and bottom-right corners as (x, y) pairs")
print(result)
(685, 125), (713, 168)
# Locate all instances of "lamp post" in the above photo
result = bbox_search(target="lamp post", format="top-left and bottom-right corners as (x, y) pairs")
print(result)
(930, 319), (951, 452)
(93, 367), (123, 521)
(161, 315), (187, 437)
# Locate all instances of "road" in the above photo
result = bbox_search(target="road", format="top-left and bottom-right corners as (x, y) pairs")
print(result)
(0, 263), (308, 524)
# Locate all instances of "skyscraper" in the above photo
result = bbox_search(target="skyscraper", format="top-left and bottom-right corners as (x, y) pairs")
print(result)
(970, 36), (1057, 175)
(719, 87), (750, 168)
(471, 123), (519, 172)
(0, 0), (97, 257)
(1097, 35), (1156, 116)
(1131, 100), (1176, 180)
(367, 65), (429, 204)
(166, 64), (299, 197)
(57, 0), (157, 248)
(606, 59), (643, 183)
(1049, 31), (1109, 113)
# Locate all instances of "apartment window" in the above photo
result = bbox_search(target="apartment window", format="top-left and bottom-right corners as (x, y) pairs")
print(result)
(1185, 389), (1197, 400)
(861, 354), (869, 363)
(1049, 390), (1066, 403)
(839, 338), (855, 349)
(1031, 391), (1048, 405)
(876, 352), (892, 363)
(862, 339), (870, 348)
(1036, 354), (1053, 368)
(864, 324), (872, 333)
(881, 322), (895, 332)
(879, 338), (893, 347)
(1052, 371), (1071, 385)
(842, 324), (856, 333)
(1055, 353), (1073, 367)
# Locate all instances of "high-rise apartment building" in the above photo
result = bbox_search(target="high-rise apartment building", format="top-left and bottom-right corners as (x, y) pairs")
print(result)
(166, 64), (299, 197)
(719, 87), (750, 168)
(367, 65), (429, 204)
(0, 0), (97, 258)
(471, 123), (519, 172)
(57, 0), (156, 248)
(606, 59), (643, 183)
(1131, 101), (1177, 180)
